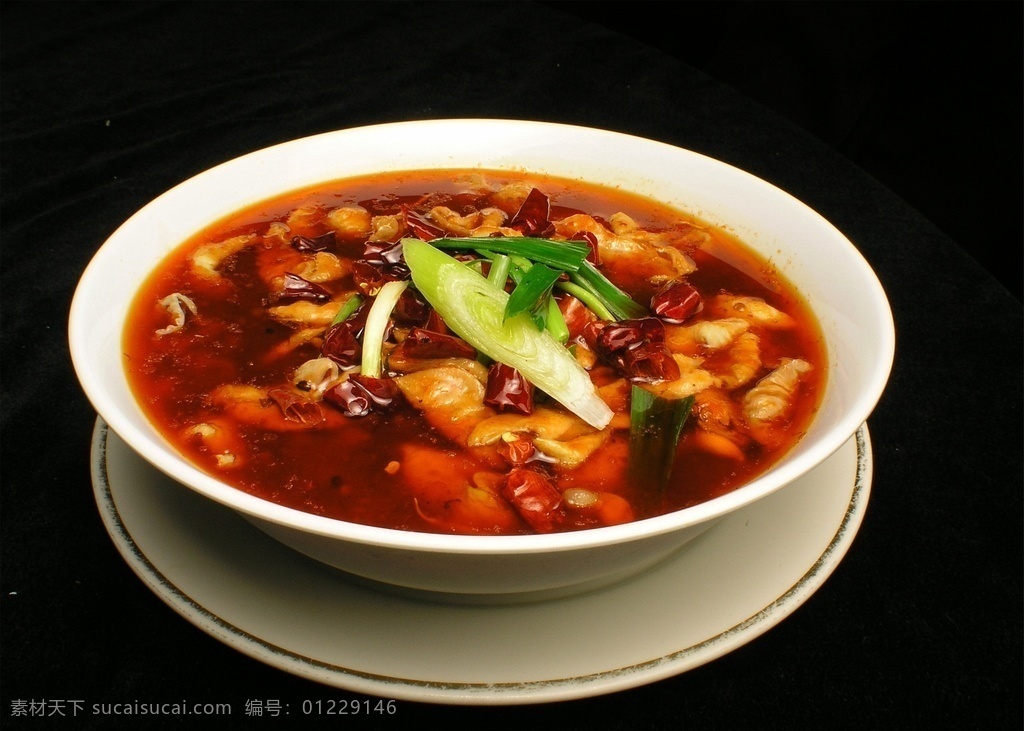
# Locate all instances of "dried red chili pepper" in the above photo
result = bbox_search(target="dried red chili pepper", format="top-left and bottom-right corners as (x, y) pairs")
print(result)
(348, 374), (402, 409)
(390, 287), (431, 325)
(557, 294), (597, 341)
(596, 317), (665, 354)
(581, 319), (606, 352)
(321, 304), (368, 368)
(323, 375), (401, 418)
(266, 273), (331, 305)
(509, 188), (554, 237)
(497, 434), (537, 467)
(290, 232), (336, 252)
(423, 309), (449, 335)
(569, 230), (601, 265)
(651, 281), (702, 323)
(352, 240), (411, 294)
(362, 240), (406, 266)
(402, 205), (445, 241)
(397, 327), (477, 360)
(267, 387), (325, 425)
(502, 467), (565, 533)
(351, 259), (407, 295)
(324, 379), (372, 417)
(619, 341), (681, 383)
(321, 324), (361, 368)
(484, 363), (534, 415)
(590, 317), (679, 383)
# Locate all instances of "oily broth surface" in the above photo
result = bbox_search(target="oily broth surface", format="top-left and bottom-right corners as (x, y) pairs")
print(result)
(123, 169), (826, 534)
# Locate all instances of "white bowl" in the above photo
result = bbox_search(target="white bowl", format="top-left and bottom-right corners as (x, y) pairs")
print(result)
(69, 119), (894, 601)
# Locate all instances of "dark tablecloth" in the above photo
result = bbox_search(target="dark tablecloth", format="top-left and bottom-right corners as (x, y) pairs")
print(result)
(2, 2), (1020, 728)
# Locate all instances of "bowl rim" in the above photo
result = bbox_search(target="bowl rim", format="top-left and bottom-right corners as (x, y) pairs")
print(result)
(69, 118), (895, 555)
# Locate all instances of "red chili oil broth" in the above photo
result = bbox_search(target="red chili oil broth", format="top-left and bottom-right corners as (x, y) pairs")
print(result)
(123, 169), (827, 534)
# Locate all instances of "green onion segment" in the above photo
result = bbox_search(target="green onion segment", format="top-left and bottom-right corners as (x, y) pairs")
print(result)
(546, 295), (570, 344)
(360, 280), (408, 378)
(628, 387), (695, 490)
(572, 262), (648, 320)
(555, 280), (616, 322)
(331, 293), (364, 325)
(403, 239), (613, 429)
(424, 236), (590, 271)
(402, 235), (647, 324)
(486, 253), (511, 288)
(504, 262), (561, 323)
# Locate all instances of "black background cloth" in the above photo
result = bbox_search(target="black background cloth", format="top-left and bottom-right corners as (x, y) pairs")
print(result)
(2, 2), (1021, 728)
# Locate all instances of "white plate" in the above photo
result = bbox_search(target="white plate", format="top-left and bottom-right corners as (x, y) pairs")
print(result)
(91, 419), (872, 705)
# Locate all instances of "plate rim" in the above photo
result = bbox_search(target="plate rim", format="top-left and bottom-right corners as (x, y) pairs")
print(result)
(90, 418), (872, 705)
